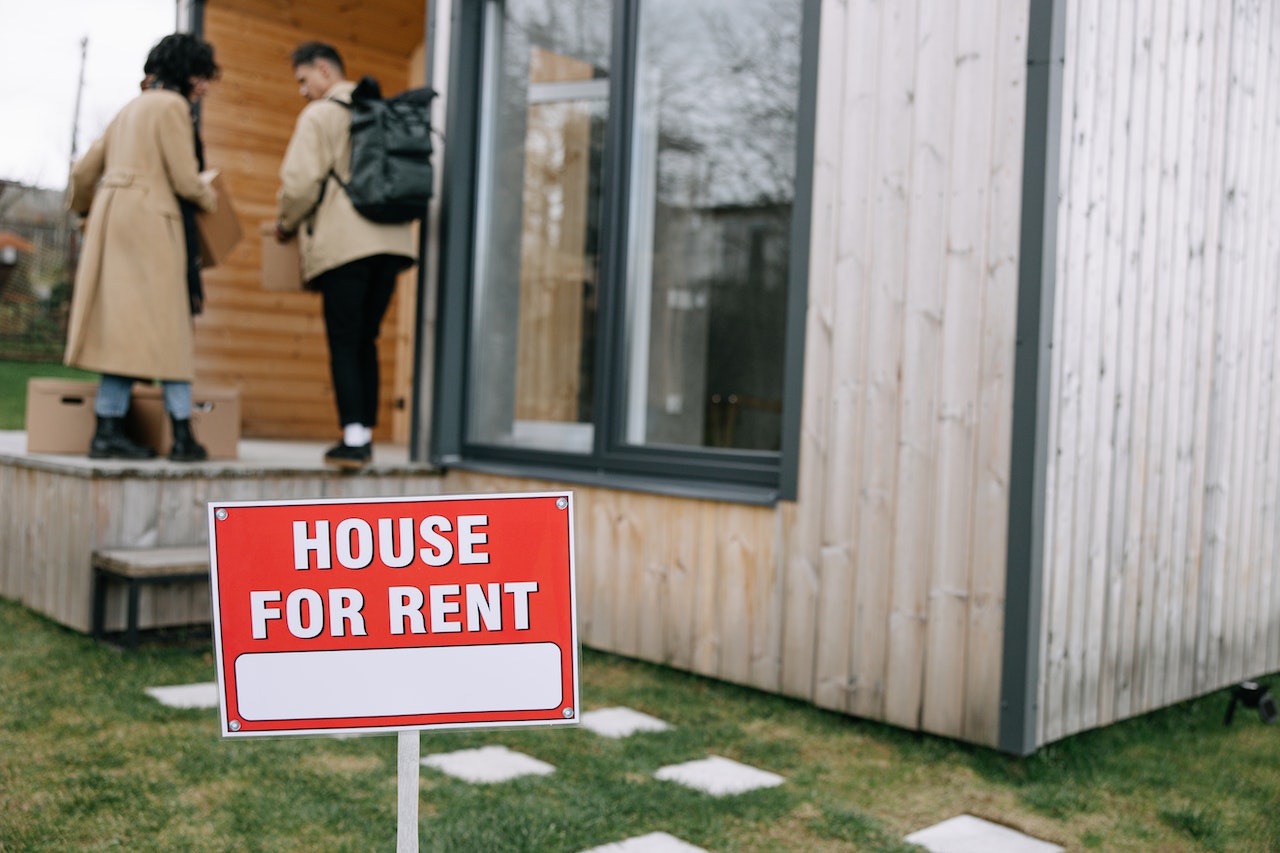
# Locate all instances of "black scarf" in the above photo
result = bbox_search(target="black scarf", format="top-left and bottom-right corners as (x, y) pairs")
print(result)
(179, 116), (205, 315)
(155, 80), (205, 315)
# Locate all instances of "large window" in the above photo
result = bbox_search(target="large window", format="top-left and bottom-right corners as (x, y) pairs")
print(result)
(435, 0), (815, 500)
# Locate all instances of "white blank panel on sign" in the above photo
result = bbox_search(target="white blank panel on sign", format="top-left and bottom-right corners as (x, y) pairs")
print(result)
(235, 643), (564, 721)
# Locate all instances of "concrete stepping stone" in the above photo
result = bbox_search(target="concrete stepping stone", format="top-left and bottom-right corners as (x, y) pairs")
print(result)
(421, 744), (555, 784)
(581, 706), (671, 738)
(653, 755), (784, 796)
(905, 815), (1064, 853)
(580, 831), (709, 853)
(145, 682), (219, 709)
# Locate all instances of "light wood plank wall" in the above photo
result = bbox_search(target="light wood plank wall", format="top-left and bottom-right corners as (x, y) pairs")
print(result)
(1042, 0), (1280, 744)
(195, 0), (425, 442)
(427, 0), (1031, 748)
(783, 0), (1029, 747)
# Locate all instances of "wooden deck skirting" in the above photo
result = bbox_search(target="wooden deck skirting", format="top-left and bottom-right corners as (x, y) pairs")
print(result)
(0, 432), (443, 635)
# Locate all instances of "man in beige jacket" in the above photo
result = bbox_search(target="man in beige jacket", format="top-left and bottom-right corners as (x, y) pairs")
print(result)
(276, 41), (415, 469)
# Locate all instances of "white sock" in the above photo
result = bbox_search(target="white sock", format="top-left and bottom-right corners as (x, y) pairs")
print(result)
(343, 424), (372, 447)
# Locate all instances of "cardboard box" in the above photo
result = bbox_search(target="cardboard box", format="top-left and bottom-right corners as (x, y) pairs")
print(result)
(129, 384), (241, 460)
(24, 379), (242, 459)
(196, 169), (243, 268)
(259, 221), (305, 291)
(24, 379), (99, 454)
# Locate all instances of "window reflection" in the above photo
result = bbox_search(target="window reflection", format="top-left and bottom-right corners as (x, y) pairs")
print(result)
(623, 0), (800, 452)
(466, 0), (802, 457)
(468, 0), (610, 452)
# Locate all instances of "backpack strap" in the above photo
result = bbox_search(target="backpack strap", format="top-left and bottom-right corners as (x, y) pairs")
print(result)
(315, 96), (354, 209)
(318, 78), (377, 210)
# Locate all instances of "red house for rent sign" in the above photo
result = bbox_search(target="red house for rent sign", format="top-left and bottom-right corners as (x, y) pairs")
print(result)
(206, 491), (578, 738)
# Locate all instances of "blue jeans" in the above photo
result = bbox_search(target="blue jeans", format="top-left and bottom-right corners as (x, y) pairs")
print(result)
(95, 374), (192, 419)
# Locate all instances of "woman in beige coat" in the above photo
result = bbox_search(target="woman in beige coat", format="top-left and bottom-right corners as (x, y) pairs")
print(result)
(65, 33), (220, 461)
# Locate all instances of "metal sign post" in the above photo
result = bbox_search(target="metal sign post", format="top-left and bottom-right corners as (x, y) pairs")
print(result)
(398, 730), (420, 852)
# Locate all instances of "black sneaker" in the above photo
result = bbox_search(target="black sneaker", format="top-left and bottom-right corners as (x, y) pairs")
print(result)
(324, 442), (371, 470)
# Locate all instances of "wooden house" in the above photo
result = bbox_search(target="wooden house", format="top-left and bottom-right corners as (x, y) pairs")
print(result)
(164, 0), (1280, 753)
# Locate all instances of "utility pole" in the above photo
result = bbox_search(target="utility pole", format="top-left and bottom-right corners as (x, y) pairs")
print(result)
(67, 36), (88, 290)
(69, 37), (88, 171)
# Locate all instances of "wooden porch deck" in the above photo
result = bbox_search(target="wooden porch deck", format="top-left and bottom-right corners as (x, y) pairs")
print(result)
(0, 431), (444, 636)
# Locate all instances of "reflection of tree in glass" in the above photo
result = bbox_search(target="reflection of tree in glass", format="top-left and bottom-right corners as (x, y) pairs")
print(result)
(643, 0), (801, 208)
(633, 0), (803, 452)
(493, 0), (612, 218)
(501, 0), (612, 78)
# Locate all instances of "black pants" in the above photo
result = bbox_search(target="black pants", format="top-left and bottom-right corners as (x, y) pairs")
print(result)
(314, 255), (402, 430)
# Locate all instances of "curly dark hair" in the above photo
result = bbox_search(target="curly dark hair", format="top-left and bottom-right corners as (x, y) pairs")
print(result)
(145, 33), (220, 97)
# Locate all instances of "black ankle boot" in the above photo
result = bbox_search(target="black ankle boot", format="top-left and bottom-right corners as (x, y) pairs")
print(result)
(169, 417), (208, 462)
(89, 416), (156, 460)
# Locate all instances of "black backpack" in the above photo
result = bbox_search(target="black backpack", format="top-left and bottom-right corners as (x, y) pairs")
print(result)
(330, 76), (436, 224)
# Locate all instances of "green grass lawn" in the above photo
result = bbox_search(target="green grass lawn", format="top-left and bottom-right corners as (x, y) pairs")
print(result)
(2, 359), (1278, 850)
(0, 359), (97, 430)
(1, 596), (1277, 852)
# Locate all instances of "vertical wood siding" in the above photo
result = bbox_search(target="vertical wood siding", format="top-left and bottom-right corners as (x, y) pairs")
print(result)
(1042, 0), (1280, 743)
(790, 0), (1029, 746)
(196, 1), (425, 441)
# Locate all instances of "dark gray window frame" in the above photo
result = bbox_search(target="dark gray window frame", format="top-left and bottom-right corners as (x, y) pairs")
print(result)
(999, 0), (1065, 756)
(430, 0), (821, 505)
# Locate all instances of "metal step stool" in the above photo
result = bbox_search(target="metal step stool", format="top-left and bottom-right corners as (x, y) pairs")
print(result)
(91, 545), (210, 648)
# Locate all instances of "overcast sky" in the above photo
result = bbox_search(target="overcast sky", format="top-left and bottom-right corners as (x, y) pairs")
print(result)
(0, 0), (175, 190)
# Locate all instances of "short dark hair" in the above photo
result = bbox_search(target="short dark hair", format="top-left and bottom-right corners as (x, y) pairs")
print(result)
(291, 42), (345, 75)
(145, 33), (220, 97)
